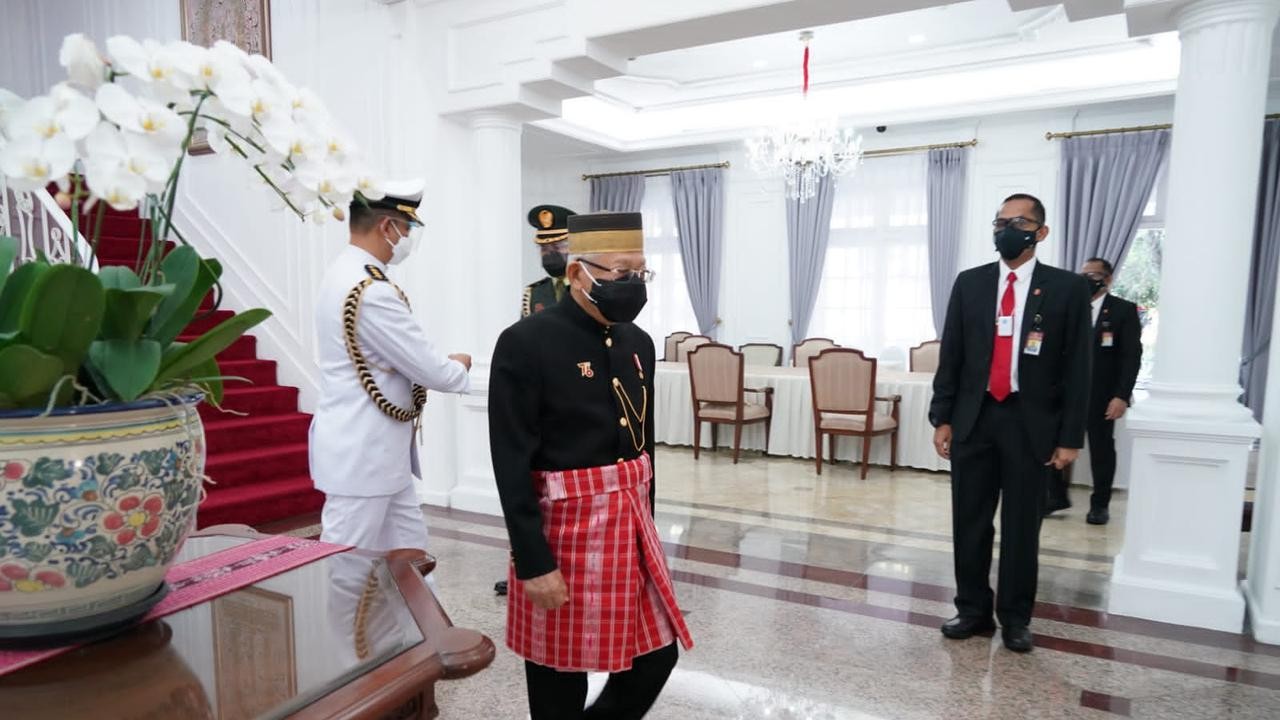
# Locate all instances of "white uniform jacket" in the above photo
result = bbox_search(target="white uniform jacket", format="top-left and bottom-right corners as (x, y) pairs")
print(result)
(309, 246), (469, 497)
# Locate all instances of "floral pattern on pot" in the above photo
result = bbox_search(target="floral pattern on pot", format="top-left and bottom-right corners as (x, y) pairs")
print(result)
(0, 443), (202, 592)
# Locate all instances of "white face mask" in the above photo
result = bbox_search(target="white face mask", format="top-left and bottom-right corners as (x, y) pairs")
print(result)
(385, 222), (419, 265)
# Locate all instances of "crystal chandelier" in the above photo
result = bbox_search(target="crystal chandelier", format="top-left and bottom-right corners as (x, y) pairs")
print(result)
(746, 32), (863, 203)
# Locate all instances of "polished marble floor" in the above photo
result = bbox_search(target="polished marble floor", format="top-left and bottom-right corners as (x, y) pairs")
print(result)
(330, 447), (1280, 718)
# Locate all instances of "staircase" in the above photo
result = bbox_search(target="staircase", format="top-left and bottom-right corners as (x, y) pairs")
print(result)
(88, 206), (325, 528)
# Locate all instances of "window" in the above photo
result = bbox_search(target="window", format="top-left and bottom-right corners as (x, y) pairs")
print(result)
(634, 176), (699, 346)
(1112, 161), (1168, 382)
(808, 153), (933, 359)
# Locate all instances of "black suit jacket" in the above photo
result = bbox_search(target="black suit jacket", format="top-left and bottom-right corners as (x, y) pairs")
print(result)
(1089, 294), (1143, 416)
(930, 260), (1093, 462)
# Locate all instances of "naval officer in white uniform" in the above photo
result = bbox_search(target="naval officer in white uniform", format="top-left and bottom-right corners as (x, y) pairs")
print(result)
(310, 182), (471, 551)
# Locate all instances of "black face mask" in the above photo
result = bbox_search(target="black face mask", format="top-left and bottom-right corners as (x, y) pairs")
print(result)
(994, 226), (1037, 261)
(1085, 277), (1107, 296)
(585, 275), (648, 323)
(541, 252), (568, 278)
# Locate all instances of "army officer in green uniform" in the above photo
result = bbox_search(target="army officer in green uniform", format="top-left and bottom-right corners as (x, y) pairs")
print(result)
(522, 204), (577, 317)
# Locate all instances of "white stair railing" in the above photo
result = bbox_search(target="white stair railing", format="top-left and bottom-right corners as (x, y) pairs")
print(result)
(0, 137), (97, 270)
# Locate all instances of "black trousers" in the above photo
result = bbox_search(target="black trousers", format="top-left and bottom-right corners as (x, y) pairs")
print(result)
(1086, 415), (1117, 511)
(525, 643), (678, 720)
(950, 395), (1047, 627)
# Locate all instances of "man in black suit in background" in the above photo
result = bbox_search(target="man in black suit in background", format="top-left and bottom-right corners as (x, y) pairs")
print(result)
(929, 193), (1093, 652)
(1044, 258), (1143, 524)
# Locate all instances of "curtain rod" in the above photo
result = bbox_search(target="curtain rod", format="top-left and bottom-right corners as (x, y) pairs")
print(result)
(861, 139), (978, 158)
(1046, 114), (1280, 140)
(581, 161), (730, 181)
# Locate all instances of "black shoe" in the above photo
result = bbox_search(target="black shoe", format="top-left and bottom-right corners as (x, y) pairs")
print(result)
(941, 615), (996, 639)
(1002, 625), (1034, 652)
(1087, 508), (1110, 525)
(494, 580), (508, 596)
(1042, 497), (1072, 518)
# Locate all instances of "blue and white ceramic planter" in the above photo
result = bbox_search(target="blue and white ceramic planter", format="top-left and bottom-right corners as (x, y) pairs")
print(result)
(0, 396), (205, 644)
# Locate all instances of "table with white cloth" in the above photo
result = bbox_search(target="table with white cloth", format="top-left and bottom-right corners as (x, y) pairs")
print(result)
(654, 362), (949, 472)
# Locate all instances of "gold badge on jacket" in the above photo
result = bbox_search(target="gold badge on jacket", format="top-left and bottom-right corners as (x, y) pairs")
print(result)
(578, 362), (594, 378)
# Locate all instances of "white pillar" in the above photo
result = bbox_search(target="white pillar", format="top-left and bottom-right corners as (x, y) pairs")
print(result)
(446, 111), (525, 517)
(1110, 0), (1279, 632)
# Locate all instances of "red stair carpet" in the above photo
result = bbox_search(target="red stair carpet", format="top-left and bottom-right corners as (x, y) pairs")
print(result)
(83, 205), (325, 529)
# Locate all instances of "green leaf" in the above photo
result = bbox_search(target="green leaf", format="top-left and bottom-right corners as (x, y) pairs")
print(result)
(0, 261), (48, 334)
(0, 236), (17, 298)
(27, 457), (73, 489)
(155, 308), (270, 386)
(85, 535), (116, 560)
(18, 264), (105, 373)
(101, 286), (172, 341)
(66, 559), (107, 588)
(148, 249), (222, 346)
(88, 339), (162, 401)
(0, 344), (64, 406)
(121, 544), (156, 571)
(23, 541), (53, 563)
(97, 265), (141, 291)
(12, 498), (60, 537)
(187, 355), (224, 405)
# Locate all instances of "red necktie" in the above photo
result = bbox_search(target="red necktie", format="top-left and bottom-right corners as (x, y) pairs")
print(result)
(989, 272), (1016, 401)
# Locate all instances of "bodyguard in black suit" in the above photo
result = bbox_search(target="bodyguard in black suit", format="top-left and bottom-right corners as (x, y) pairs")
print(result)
(929, 194), (1093, 652)
(1079, 258), (1142, 524)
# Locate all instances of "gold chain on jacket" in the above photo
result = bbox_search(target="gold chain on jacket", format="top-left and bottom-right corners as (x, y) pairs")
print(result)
(343, 265), (427, 426)
(611, 378), (648, 452)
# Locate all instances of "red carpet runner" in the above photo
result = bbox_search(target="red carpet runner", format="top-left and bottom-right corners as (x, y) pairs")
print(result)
(86, 206), (325, 528)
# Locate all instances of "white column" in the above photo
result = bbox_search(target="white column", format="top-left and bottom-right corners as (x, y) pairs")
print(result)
(446, 111), (525, 517)
(1110, 0), (1279, 632)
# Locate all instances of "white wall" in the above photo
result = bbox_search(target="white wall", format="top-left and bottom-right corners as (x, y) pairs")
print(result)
(522, 95), (1188, 350)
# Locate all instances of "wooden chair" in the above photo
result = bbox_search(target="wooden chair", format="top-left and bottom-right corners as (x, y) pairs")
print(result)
(739, 342), (783, 367)
(792, 337), (839, 368)
(909, 340), (941, 373)
(808, 348), (901, 479)
(688, 343), (774, 464)
(675, 335), (712, 363)
(663, 331), (693, 361)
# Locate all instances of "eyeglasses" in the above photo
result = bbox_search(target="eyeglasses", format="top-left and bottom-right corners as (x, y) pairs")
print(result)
(992, 216), (1042, 232)
(580, 259), (656, 284)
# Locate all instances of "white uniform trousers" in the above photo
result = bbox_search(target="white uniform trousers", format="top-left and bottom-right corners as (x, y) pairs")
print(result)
(320, 484), (430, 553)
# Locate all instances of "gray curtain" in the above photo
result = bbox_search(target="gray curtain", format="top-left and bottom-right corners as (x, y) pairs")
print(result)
(589, 175), (644, 212)
(786, 173), (837, 347)
(1242, 119), (1280, 419)
(926, 147), (969, 337)
(670, 168), (724, 336)
(1058, 129), (1171, 273)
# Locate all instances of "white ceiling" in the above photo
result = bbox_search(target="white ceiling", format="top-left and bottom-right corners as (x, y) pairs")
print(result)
(532, 1), (1187, 154)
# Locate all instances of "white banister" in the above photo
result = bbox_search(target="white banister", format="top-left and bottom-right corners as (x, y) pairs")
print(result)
(0, 137), (97, 270)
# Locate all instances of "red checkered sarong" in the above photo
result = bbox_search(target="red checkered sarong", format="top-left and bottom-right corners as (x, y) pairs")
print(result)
(507, 453), (693, 672)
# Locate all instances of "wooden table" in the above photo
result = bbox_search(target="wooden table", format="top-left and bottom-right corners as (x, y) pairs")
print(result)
(0, 525), (495, 719)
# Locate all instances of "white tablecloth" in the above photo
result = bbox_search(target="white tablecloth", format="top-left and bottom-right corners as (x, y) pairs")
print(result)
(654, 362), (949, 472)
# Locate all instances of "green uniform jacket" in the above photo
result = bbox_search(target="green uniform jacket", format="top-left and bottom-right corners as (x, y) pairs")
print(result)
(521, 276), (569, 317)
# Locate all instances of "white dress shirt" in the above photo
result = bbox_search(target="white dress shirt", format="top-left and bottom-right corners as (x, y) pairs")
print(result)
(309, 246), (470, 497)
(1091, 292), (1106, 327)
(994, 257), (1037, 393)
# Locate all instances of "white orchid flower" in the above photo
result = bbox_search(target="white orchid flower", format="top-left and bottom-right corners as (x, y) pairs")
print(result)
(260, 113), (325, 164)
(106, 36), (192, 90)
(353, 173), (385, 202)
(96, 83), (186, 157)
(4, 85), (99, 143)
(244, 53), (291, 92)
(84, 121), (171, 195)
(0, 88), (26, 140)
(59, 34), (107, 90)
(293, 158), (356, 207)
(0, 134), (76, 191)
(83, 151), (147, 211)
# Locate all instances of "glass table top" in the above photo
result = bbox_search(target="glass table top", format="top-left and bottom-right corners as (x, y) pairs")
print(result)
(0, 535), (426, 720)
